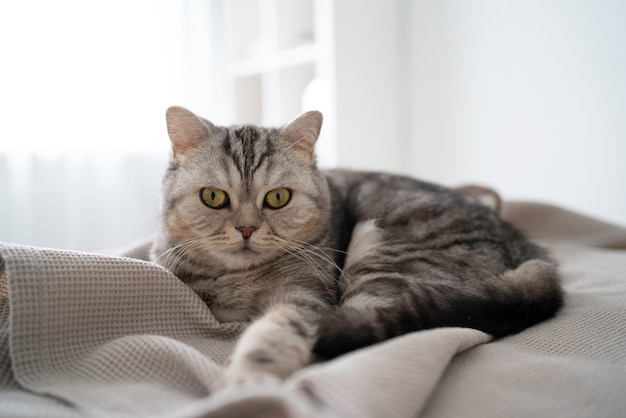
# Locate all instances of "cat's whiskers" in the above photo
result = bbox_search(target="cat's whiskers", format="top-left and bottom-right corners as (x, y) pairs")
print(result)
(264, 236), (333, 287)
(155, 238), (202, 273)
(266, 235), (345, 300)
(285, 238), (355, 284)
(292, 247), (339, 300)
(153, 240), (186, 268)
(158, 243), (191, 273)
(291, 245), (342, 283)
(287, 238), (350, 256)
(270, 244), (337, 300)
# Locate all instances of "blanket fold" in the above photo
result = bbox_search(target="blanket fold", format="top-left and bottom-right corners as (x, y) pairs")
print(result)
(0, 243), (490, 418)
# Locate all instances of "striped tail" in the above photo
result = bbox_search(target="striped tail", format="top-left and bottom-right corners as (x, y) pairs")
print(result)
(313, 259), (563, 359)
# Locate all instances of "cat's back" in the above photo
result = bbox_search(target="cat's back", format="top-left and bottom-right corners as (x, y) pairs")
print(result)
(323, 168), (479, 223)
(322, 168), (547, 266)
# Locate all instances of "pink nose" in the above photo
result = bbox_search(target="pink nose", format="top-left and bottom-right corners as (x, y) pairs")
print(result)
(237, 226), (257, 239)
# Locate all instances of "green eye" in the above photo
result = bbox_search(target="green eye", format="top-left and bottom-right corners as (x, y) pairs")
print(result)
(265, 188), (291, 209)
(200, 187), (229, 209)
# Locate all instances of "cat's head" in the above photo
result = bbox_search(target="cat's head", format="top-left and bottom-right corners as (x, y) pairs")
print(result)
(157, 106), (330, 274)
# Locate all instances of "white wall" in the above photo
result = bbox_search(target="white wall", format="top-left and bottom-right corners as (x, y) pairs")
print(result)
(332, 0), (409, 172)
(406, 0), (626, 225)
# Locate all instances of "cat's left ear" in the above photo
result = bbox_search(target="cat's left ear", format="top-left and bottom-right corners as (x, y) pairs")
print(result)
(283, 111), (323, 163)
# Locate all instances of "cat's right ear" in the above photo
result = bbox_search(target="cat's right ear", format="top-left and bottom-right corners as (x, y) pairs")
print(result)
(165, 106), (213, 161)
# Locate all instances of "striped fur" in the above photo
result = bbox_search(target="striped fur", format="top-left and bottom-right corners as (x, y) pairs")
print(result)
(151, 107), (563, 386)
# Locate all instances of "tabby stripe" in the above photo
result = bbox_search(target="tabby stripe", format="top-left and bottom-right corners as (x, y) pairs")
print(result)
(427, 237), (503, 252)
(223, 130), (244, 179)
(249, 131), (274, 177)
(287, 318), (311, 339)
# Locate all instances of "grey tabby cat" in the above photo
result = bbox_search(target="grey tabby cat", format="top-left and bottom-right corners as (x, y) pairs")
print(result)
(150, 106), (563, 387)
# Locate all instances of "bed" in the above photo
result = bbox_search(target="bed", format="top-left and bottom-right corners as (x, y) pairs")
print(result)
(1, 201), (625, 417)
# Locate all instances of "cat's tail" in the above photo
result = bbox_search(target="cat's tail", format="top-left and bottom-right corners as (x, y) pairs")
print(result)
(313, 259), (563, 359)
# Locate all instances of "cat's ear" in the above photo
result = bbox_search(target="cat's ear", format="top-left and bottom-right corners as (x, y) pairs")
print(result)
(165, 106), (213, 161)
(455, 185), (503, 214)
(283, 111), (323, 163)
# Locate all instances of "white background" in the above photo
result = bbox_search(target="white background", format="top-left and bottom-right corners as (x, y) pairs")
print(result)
(1, 0), (624, 250)
(334, 0), (626, 227)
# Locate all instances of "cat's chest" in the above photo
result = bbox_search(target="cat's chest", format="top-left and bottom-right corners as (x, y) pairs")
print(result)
(185, 270), (273, 323)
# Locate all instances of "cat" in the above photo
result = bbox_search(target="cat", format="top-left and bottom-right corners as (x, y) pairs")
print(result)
(150, 106), (563, 387)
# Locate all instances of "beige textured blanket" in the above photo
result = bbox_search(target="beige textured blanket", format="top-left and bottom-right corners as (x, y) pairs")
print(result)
(1, 202), (626, 417)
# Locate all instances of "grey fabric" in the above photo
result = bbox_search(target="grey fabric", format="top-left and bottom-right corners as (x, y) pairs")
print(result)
(1, 201), (626, 417)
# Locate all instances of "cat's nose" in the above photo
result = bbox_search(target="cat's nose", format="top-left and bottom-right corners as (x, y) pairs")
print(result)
(236, 226), (257, 239)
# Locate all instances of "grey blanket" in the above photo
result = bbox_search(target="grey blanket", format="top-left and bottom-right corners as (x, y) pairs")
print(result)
(1, 202), (625, 417)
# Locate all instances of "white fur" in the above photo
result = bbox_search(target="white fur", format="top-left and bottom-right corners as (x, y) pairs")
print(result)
(343, 219), (383, 271)
(221, 304), (312, 388)
(342, 292), (395, 309)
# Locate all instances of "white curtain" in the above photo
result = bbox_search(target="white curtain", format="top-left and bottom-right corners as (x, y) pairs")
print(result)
(0, 153), (167, 250)
(0, 0), (215, 250)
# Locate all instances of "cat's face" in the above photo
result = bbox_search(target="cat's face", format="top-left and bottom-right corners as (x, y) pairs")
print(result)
(159, 107), (329, 273)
